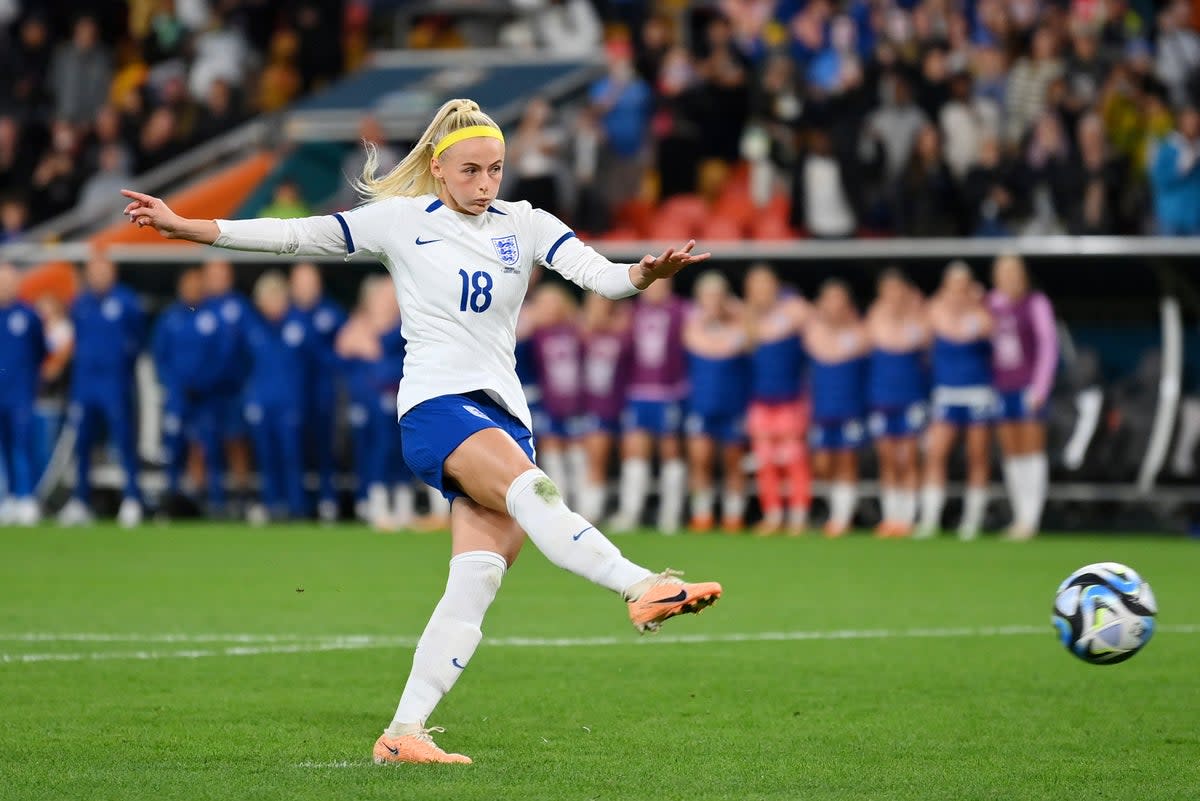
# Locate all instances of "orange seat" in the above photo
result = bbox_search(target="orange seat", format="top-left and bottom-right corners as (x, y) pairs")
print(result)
(649, 216), (697, 241)
(751, 217), (799, 240)
(658, 195), (708, 229)
(614, 198), (655, 237)
(703, 217), (746, 241)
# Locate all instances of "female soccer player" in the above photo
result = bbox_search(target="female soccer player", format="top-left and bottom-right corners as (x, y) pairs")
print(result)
(121, 98), (721, 765)
(804, 280), (870, 537)
(866, 269), (930, 537)
(578, 293), (632, 522)
(918, 262), (994, 540)
(988, 253), (1058, 540)
(743, 264), (811, 536)
(611, 277), (690, 533)
(682, 272), (751, 532)
(528, 282), (585, 505)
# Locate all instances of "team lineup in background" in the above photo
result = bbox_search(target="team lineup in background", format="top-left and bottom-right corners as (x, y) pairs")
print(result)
(0, 250), (1056, 539)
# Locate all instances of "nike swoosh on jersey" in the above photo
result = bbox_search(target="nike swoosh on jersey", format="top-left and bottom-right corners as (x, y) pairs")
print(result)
(415, 236), (442, 245)
(653, 589), (689, 604)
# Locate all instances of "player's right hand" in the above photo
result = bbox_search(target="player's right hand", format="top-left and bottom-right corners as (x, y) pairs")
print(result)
(120, 189), (186, 238)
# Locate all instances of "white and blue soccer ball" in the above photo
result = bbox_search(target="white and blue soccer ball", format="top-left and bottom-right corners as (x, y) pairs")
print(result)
(1052, 562), (1157, 665)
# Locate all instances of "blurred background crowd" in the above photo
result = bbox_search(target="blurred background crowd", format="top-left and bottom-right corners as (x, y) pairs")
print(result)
(5, 0), (1200, 241)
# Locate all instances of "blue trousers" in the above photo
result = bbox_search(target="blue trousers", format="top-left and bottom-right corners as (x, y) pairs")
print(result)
(190, 393), (244, 511)
(161, 392), (190, 496)
(0, 402), (36, 498)
(247, 401), (304, 517)
(304, 400), (337, 505)
(350, 401), (411, 496)
(71, 395), (141, 503)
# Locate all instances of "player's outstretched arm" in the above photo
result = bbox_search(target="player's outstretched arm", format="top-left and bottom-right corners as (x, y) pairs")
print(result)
(120, 189), (351, 257)
(121, 189), (219, 244)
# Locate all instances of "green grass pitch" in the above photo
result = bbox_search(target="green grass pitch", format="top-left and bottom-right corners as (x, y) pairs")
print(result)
(2, 526), (1198, 801)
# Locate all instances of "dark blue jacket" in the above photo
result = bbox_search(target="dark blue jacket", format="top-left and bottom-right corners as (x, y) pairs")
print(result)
(186, 291), (253, 396)
(70, 284), (145, 398)
(0, 301), (46, 406)
(291, 297), (347, 409)
(244, 314), (313, 407)
(152, 301), (206, 398)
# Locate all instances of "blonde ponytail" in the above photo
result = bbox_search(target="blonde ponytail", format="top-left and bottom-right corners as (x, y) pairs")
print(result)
(353, 98), (502, 201)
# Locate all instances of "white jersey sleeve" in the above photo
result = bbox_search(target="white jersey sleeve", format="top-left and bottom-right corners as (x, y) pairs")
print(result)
(213, 198), (402, 259)
(214, 215), (348, 258)
(529, 208), (640, 299)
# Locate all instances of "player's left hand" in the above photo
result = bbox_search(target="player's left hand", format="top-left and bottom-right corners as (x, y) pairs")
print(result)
(631, 240), (711, 290)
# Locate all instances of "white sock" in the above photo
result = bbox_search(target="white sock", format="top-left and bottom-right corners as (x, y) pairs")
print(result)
(615, 458), (650, 527)
(787, 505), (808, 529)
(392, 484), (415, 527)
(425, 485), (449, 518)
(506, 469), (652, 595)
(829, 482), (858, 528)
(657, 459), (687, 533)
(880, 487), (898, 522)
(368, 483), (389, 525)
(540, 450), (570, 506)
(1003, 459), (1026, 528)
(959, 486), (988, 538)
(1023, 453), (1048, 531)
(577, 482), (607, 523)
(896, 489), (917, 527)
(919, 484), (946, 533)
(722, 490), (745, 523)
(388, 550), (507, 731)
(567, 445), (589, 511)
(690, 487), (715, 520)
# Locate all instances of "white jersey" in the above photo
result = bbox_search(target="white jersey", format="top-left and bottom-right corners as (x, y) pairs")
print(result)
(214, 194), (638, 429)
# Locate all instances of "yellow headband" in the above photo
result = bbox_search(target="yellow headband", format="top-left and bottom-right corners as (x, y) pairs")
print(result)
(432, 125), (505, 158)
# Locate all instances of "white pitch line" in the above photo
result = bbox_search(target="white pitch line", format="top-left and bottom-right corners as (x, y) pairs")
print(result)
(2, 624), (1198, 665)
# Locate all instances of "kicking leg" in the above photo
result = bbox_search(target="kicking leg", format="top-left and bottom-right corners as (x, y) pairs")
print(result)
(446, 428), (721, 632)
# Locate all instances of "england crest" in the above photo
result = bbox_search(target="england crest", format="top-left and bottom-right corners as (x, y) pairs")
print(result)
(492, 235), (520, 267)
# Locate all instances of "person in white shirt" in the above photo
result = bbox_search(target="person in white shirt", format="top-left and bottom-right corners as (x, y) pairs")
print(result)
(120, 97), (722, 766)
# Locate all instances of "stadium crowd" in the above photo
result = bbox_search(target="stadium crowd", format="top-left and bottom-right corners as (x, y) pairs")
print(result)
(0, 1), (355, 235)
(506, 0), (1200, 237)
(0, 253), (1056, 541)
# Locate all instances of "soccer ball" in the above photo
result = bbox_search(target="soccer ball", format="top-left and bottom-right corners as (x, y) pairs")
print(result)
(1052, 562), (1157, 665)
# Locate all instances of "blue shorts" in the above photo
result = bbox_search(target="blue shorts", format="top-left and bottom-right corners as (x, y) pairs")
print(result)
(531, 408), (584, 439)
(622, 399), (684, 436)
(932, 386), (997, 426)
(868, 402), (927, 439)
(810, 418), (866, 451)
(400, 391), (536, 502)
(578, 414), (621, 436)
(997, 389), (1048, 422)
(684, 411), (746, 443)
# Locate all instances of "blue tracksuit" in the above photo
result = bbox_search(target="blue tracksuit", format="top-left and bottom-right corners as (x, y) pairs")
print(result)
(186, 291), (253, 510)
(341, 325), (410, 501)
(0, 301), (46, 499)
(151, 301), (206, 496)
(70, 285), (146, 502)
(243, 314), (312, 517)
(291, 298), (346, 505)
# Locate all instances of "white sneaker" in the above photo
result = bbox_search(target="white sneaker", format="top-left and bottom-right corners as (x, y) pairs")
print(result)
(1003, 524), (1036, 541)
(245, 503), (269, 526)
(58, 498), (95, 527)
(117, 498), (143, 528)
(956, 524), (980, 542)
(0, 498), (14, 525)
(354, 498), (369, 522)
(14, 498), (41, 526)
(317, 499), (339, 523)
(912, 525), (938, 540)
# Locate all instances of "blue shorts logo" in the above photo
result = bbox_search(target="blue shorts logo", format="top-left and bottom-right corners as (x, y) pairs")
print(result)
(462, 405), (491, 421)
(492, 235), (520, 267)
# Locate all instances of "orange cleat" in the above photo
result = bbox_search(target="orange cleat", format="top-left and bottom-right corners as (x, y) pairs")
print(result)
(754, 519), (783, 537)
(874, 521), (898, 538)
(627, 570), (723, 633)
(373, 728), (472, 765)
(688, 515), (714, 533)
(720, 517), (744, 534)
